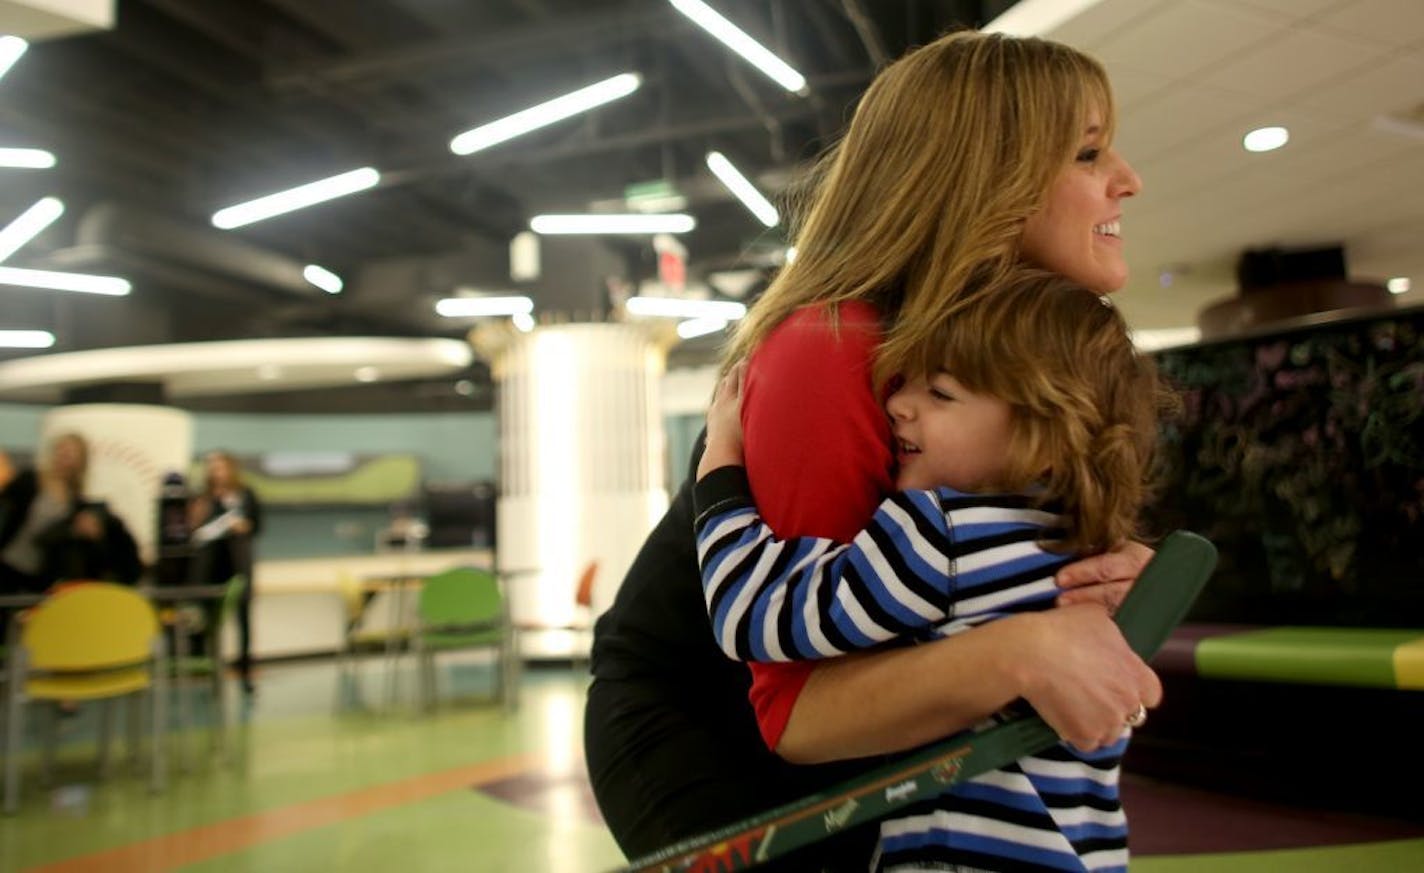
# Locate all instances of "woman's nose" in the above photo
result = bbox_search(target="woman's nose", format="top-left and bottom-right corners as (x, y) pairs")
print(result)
(1110, 149), (1142, 199)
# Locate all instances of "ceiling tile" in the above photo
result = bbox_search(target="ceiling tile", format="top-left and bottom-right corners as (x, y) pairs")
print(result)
(1225, 0), (1349, 20)
(1107, 64), (1177, 112)
(1094, 0), (1282, 79)
(1196, 26), (1381, 100)
(1111, 82), (1261, 164)
(1291, 51), (1424, 122)
(1313, 0), (1424, 48)
(1046, 0), (1170, 50)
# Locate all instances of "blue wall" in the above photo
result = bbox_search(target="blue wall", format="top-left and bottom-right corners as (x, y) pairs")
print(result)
(1, 403), (498, 558)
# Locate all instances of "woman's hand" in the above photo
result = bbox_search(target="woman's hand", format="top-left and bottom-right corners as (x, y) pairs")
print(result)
(1054, 540), (1154, 614)
(697, 361), (748, 479)
(1010, 605), (1162, 751)
(72, 510), (104, 541)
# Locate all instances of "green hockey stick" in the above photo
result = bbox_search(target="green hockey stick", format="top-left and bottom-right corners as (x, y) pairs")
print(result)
(612, 530), (1218, 873)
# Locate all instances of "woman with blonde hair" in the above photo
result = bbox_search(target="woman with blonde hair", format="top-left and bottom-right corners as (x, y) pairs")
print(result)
(1, 433), (140, 592)
(189, 450), (263, 693)
(588, 29), (1157, 871)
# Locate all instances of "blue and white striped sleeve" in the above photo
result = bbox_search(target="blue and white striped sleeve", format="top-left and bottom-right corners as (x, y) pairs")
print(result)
(693, 466), (955, 662)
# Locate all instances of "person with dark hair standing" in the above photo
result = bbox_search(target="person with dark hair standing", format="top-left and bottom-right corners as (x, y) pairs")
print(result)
(189, 450), (263, 694)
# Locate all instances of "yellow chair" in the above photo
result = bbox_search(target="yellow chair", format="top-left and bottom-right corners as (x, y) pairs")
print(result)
(3, 583), (167, 814)
(335, 573), (416, 711)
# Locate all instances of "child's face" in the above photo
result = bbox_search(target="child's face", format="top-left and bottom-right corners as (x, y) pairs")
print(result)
(886, 373), (1014, 492)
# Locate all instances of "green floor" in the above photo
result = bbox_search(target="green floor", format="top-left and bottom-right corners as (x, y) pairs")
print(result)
(1, 655), (1420, 872)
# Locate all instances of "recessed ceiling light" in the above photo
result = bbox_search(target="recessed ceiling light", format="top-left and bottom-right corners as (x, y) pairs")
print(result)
(354, 366), (380, 382)
(1387, 277), (1411, 294)
(1243, 126), (1289, 153)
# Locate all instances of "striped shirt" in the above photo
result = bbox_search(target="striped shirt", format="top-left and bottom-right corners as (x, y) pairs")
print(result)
(693, 466), (1130, 873)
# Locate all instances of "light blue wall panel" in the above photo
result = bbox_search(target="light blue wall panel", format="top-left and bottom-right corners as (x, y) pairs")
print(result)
(193, 411), (497, 481)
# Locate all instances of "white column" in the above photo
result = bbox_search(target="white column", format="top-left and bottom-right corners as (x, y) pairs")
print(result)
(494, 324), (668, 657)
(40, 403), (193, 565)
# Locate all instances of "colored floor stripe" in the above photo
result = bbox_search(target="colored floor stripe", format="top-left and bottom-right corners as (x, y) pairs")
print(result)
(23, 753), (540, 873)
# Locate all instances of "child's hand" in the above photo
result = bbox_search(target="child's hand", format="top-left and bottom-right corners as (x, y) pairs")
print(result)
(697, 361), (747, 479)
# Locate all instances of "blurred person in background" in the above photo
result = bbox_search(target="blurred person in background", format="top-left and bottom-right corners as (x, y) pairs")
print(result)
(189, 450), (263, 694)
(0, 433), (141, 593)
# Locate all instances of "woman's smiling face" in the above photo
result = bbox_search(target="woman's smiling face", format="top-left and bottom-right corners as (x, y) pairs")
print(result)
(1020, 111), (1142, 294)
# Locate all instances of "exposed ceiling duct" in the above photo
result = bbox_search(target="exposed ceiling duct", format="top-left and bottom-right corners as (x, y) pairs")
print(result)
(43, 202), (329, 301)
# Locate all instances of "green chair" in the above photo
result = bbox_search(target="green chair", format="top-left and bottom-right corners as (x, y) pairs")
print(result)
(414, 567), (518, 712)
(165, 575), (246, 762)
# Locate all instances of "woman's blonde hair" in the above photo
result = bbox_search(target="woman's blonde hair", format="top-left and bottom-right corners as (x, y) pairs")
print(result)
(724, 29), (1114, 384)
(916, 270), (1174, 553)
(204, 450), (245, 492)
(45, 432), (89, 488)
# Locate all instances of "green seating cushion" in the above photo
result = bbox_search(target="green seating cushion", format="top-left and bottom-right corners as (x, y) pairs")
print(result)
(1195, 627), (1424, 689)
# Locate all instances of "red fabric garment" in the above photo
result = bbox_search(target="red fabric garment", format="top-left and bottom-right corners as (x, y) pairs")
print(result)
(740, 300), (896, 749)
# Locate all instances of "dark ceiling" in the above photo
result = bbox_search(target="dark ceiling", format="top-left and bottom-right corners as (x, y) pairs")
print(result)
(0, 0), (1010, 411)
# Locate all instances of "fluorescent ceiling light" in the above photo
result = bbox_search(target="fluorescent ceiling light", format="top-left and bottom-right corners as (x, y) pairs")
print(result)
(0, 197), (64, 263)
(303, 264), (343, 294)
(354, 366), (380, 383)
(982, 0), (1106, 36)
(451, 73), (642, 155)
(0, 265), (130, 296)
(626, 296), (746, 320)
(211, 167), (380, 229)
(677, 317), (729, 340)
(668, 0), (806, 93)
(706, 151), (778, 227)
(435, 295), (535, 317)
(0, 36), (27, 82)
(531, 214), (695, 235)
(0, 147), (55, 169)
(1243, 126), (1289, 153)
(512, 312), (535, 332)
(0, 329), (54, 349)
(1387, 277), (1411, 294)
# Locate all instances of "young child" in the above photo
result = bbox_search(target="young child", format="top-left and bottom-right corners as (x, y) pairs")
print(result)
(693, 270), (1172, 873)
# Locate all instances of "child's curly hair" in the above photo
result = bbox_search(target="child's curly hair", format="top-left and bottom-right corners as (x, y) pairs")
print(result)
(912, 269), (1178, 553)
